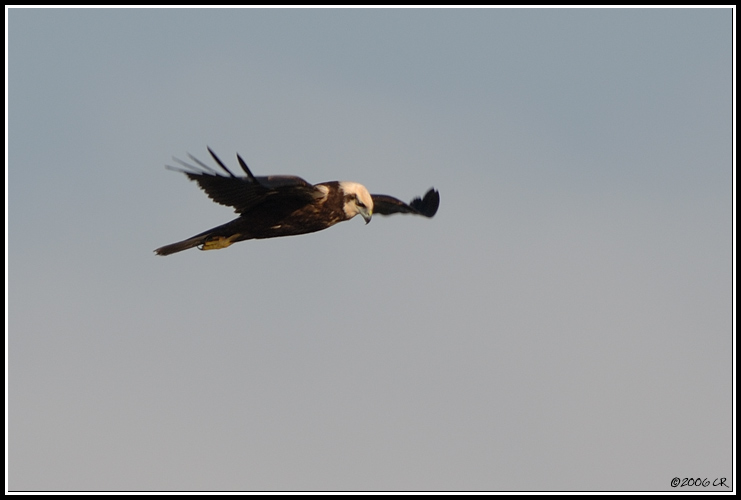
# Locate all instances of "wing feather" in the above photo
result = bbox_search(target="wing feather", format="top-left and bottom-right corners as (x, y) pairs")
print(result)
(371, 188), (440, 218)
(166, 149), (321, 214)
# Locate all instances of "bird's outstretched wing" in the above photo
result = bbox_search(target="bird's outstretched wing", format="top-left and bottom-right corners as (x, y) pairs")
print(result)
(371, 188), (440, 218)
(166, 147), (322, 214)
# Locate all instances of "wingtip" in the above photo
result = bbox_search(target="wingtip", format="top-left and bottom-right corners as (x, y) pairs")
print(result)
(236, 153), (257, 181)
(207, 147), (237, 177)
(411, 187), (440, 217)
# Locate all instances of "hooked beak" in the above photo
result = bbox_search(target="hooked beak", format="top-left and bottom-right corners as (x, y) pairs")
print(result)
(360, 207), (372, 224)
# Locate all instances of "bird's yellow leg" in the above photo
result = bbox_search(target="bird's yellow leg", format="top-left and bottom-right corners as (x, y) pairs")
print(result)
(200, 234), (240, 251)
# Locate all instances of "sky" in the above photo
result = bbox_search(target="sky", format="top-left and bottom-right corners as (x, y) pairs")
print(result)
(7, 7), (734, 492)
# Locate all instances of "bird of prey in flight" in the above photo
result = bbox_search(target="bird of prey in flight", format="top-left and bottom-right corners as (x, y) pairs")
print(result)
(154, 148), (440, 256)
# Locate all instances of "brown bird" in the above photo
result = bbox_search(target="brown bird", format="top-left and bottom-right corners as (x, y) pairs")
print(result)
(155, 148), (440, 256)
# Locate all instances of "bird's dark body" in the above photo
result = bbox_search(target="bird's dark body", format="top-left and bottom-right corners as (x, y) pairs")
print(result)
(206, 181), (347, 241)
(155, 148), (439, 255)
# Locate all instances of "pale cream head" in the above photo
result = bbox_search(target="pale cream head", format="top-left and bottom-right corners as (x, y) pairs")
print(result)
(339, 181), (374, 223)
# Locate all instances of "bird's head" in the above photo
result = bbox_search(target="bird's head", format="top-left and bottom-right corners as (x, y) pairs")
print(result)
(339, 181), (374, 224)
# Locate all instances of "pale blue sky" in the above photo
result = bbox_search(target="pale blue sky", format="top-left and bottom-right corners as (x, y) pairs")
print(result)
(8, 8), (733, 492)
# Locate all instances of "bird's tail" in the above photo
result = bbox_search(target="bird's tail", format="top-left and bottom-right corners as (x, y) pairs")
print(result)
(154, 234), (210, 256)
(155, 224), (246, 256)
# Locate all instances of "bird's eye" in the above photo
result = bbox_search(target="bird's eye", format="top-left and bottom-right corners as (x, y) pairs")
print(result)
(355, 196), (365, 208)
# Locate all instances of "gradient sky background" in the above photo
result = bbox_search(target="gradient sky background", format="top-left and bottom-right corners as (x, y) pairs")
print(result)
(8, 8), (733, 492)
